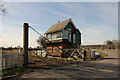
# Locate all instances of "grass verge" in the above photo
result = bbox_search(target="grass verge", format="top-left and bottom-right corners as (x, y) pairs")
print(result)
(2, 66), (34, 78)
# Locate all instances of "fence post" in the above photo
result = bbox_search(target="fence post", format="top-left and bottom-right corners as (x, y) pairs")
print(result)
(5, 57), (7, 69)
(83, 50), (86, 61)
(91, 50), (95, 60)
(23, 23), (29, 67)
(1, 56), (3, 70)
(29, 51), (31, 63)
(41, 49), (42, 57)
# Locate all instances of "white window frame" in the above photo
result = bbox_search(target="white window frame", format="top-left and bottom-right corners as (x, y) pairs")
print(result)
(47, 34), (52, 41)
(52, 33), (56, 40)
(63, 30), (68, 39)
(73, 34), (75, 43)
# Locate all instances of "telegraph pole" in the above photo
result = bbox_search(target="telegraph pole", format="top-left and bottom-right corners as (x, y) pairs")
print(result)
(23, 23), (29, 67)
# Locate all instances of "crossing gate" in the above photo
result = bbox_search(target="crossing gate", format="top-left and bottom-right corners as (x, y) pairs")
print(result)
(22, 23), (95, 67)
(27, 48), (82, 65)
(27, 48), (95, 66)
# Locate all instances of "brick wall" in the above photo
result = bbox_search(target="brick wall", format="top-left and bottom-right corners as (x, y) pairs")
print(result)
(46, 42), (75, 57)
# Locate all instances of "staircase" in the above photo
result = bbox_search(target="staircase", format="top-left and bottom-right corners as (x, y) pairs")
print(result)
(69, 42), (82, 58)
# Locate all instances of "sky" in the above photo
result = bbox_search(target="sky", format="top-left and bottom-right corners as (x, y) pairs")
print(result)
(1, 2), (118, 47)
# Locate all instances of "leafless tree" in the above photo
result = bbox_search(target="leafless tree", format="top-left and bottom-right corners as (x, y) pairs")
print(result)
(0, 0), (7, 16)
(105, 40), (120, 49)
(112, 39), (120, 49)
(37, 37), (46, 48)
(105, 40), (114, 49)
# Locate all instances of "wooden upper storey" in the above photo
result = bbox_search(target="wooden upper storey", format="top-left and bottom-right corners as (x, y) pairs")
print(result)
(45, 19), (81, 45)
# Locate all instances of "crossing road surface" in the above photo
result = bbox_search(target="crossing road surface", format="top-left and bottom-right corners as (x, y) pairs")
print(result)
(14, 49), (119, 79)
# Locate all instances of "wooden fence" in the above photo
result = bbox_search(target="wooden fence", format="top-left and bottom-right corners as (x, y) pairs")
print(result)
(0, 51), (2, 79)
(28, 49), (96, 63)
(1, 49), (96, 69)
(2, 52), (23, 70)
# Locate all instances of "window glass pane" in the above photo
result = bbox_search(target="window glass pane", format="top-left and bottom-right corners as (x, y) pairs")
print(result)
(47, 34), (51, 40)
(73, 34), (75, 43)
(52, 33), (56, 40)
(63, 30), (68, 39)
(57, 32), (62, 38)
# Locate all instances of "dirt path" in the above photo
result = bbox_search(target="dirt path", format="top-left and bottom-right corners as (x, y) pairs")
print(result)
(13, 49), (119, 79)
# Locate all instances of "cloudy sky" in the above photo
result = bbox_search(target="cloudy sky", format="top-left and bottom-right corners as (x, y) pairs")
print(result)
(1, 2), (118, 47)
